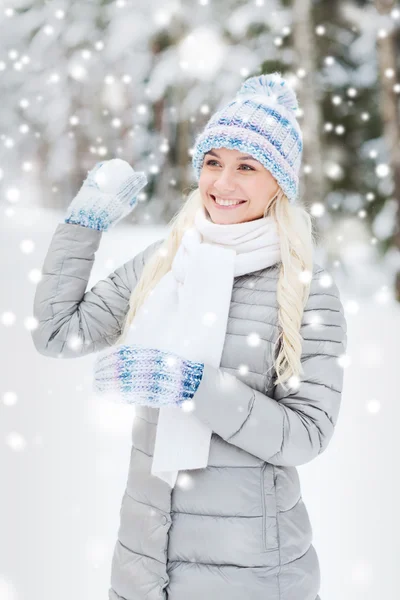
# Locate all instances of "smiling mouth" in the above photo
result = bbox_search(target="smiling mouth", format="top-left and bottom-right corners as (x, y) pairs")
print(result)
(210, 195), (247, 207)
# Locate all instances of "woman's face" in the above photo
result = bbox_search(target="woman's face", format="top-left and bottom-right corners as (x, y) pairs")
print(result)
(198, 147), (280, 224)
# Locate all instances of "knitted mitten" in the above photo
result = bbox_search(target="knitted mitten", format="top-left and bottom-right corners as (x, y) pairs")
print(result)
(93, 345), (205, 407)
(64, 159), (148, 231)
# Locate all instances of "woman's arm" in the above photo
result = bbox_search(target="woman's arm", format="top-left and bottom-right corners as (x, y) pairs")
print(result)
(190, 265), (348, 467)
(31, 221), (164, 358)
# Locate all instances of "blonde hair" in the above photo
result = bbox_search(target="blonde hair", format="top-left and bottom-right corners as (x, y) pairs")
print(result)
(116, 186), (315, 392)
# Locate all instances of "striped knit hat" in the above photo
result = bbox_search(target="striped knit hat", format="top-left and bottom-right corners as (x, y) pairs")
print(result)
(191, 72), (303, 204)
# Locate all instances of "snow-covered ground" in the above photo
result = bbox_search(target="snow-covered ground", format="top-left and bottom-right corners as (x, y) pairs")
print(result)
(1, 206), (399, 600)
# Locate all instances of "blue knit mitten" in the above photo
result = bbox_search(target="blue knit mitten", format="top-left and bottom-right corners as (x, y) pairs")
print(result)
(65, 159), (148, 232)
(93, 345), (204, 407)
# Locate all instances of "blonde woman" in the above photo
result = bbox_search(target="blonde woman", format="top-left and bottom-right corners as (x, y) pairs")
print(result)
(32, 72), (347, 600)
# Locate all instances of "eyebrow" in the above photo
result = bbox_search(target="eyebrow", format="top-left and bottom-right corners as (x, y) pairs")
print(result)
(204, 150), (259, 162)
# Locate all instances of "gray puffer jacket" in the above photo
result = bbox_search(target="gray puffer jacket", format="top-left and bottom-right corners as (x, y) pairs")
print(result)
(32, 222), (347, 600)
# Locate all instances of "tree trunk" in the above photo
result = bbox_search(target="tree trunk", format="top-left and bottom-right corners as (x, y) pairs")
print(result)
(374, 0), (400, 301)
(176, 83), (191, 202)
(292, 0), (327, 256)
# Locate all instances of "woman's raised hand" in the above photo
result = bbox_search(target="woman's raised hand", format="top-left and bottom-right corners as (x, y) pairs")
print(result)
(64, 158), (148, 231)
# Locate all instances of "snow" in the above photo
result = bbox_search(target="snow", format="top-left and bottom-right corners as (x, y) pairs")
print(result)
(1, 206), (399, 600)
(1, 2), (399, 593)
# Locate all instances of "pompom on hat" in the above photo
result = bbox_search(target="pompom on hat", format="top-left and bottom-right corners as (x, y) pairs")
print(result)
(191, 72), (303, 204)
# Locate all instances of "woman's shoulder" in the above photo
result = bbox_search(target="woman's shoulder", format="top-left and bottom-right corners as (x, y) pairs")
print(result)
(237, 261), (343, 303)
(130, 237), (166, 269)
(142, 237), (165, 261)
(308, 262), (343, 307)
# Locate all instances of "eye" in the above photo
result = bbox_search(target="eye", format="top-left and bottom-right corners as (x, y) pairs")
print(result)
(205, 159), (254, 171)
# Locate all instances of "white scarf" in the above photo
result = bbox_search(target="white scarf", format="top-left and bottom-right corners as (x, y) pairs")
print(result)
(123, 203), (281, 488)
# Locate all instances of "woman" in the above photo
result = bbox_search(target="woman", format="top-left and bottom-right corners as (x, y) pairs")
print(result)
(32, 72), (347, 600)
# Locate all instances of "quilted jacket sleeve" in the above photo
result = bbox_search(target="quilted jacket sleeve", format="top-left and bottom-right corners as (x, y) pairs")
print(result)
(31, 222), (164, 358)
(191, 265), (348, 467)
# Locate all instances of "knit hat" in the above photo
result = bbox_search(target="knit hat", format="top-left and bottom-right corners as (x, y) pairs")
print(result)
(191, 72), (303, 204)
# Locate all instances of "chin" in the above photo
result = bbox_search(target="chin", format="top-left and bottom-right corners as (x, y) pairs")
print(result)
(206, 206), (246, 224)
(206, 203), (264, 225)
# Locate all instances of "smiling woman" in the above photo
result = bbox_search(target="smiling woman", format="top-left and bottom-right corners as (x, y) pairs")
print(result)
(32, 72), (347, 600)
(199, 147), (280, 223)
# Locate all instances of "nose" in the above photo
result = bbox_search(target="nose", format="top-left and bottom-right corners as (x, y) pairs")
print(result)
(213, 168), (237, 193)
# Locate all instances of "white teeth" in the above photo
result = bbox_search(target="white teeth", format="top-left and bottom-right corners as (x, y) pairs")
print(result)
(214, 196), (244, 206)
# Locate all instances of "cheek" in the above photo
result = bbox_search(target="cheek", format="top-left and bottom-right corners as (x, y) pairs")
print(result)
(199, 173), (212, 192)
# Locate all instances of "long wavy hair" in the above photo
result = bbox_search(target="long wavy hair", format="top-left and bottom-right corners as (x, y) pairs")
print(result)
(116, 186), (315, 391)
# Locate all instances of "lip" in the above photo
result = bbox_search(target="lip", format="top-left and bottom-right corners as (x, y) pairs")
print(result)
(210, 195), (247, 209)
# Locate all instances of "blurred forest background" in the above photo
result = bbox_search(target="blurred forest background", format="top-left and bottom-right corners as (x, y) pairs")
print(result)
(0, 0), (400, 297)
(1, 3), (400, 600)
